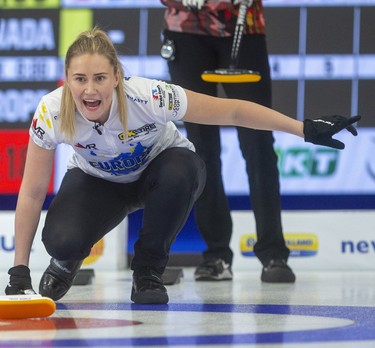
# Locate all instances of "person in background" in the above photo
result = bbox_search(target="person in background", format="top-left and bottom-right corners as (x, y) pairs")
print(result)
(4, 27), (360, 305)
(160, 0), (297, 283)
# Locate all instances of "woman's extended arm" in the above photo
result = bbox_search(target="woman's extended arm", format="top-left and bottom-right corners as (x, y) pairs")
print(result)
(182, 88), (360, 149)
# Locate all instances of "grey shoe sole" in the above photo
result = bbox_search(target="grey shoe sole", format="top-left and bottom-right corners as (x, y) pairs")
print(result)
(195, 269), (233, 281)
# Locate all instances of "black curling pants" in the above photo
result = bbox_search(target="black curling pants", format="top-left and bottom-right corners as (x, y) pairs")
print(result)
(164, 31), (290, 266)
(42, 147), (206, 274)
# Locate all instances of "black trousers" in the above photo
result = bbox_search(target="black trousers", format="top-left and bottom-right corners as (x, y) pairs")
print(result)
(42, 147), (206, 274)
(164, 31), (290, 265)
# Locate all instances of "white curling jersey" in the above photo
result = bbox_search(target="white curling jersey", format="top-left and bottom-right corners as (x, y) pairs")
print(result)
(29, 76), (194, 183)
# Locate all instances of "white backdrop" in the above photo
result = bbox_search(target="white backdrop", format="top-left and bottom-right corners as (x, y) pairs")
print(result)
(230, 210), (375, 271)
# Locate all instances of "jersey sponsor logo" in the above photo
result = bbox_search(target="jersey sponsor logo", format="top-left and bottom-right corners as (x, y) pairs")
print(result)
(75, 142), (97, 150)
(169, 85), (181, 117)
(152, 88), (158, 101)
(31, 118), (45, 140)
(89, 142), (153, 176)
(151, 85), (165, 108)
(121, 123), (157, 141)
(167, 92), (173, 110)
(126, 94), (148, 105)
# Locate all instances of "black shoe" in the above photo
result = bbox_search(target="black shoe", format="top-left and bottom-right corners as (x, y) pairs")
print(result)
(39, 258), (83, 301)
(261, 259), (296, 283)
(194, 258), (233, 281)
(131, 268), (168, 304)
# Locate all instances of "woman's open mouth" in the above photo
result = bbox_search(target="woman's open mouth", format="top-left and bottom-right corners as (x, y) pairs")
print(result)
(83, 99), (101, 110)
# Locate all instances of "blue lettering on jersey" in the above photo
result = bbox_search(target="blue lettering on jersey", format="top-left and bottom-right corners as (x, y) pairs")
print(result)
(88, 142), (153, 176)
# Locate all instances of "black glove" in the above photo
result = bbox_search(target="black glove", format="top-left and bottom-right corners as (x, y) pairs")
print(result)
(303, 115), (361, 149)
(5, 265), (37, 295)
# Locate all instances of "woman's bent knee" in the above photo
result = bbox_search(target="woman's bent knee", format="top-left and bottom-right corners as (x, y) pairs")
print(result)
(42, 229), (89, 260)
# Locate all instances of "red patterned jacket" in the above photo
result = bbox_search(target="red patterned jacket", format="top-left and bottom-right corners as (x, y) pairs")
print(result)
(160, 0), (266, 37)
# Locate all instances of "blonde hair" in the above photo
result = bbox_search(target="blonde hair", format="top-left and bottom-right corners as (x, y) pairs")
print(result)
(60, 27), (128, 142)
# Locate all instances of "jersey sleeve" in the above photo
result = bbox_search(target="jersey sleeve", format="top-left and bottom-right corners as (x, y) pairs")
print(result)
(29, 98), (59, 150)
(149, 79), (188, 123)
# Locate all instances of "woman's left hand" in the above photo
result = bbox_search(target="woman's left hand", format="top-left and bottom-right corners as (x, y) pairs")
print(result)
(303, 115), (361, 149)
